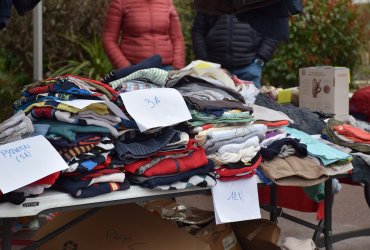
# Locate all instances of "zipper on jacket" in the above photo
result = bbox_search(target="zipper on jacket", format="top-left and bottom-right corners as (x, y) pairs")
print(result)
(226, 16), (232, 67)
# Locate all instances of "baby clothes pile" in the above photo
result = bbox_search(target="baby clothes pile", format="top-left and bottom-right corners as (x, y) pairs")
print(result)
(1, 55), (369, 206)
(10, 75), (132, 198)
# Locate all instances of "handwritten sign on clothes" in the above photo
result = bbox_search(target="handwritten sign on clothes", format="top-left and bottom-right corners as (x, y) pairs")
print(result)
(212, 176), (261, 224)
(120, 88), (192, 132)
(0, 135), (69, 194)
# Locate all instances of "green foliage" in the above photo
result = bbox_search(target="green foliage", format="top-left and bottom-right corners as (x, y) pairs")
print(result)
(173, 0), (196, 63)
(50, 34), (112, 80)
(0, 0), (194, 76)
(1, 0), (367, 90)
(0, 48), (32, 122)
(0, 0), (108, 120)
(0, 0), (109, 77)
(263, 0), (366, 88)
(355, 3), (370, 81)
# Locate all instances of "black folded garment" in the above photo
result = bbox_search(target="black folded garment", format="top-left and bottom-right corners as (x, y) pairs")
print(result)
(194, 0), (280, 15)
(12, 0), (42, 16)
(101, 54), (163, 83)
(0, 192), (26, 205)
(0, 0), (12, 30)
(236, 0), (303, 41)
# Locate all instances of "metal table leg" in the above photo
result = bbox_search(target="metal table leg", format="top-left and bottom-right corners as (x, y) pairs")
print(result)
(364, 184), (370, 209)
(1, 218), (13, 250)
(324, 179), (333, 250)
(21, 208), (100, 250)
(270, 183), (278, 223)
(312, 219), (324, 243)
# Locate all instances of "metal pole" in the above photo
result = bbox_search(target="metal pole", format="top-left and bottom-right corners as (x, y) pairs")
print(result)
(324, 178), (333, 250)
(33, 1), (43, 81)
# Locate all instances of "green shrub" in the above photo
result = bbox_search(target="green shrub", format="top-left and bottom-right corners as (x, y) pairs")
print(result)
(0, 1), (108, 120)
(0, 0), (194, 76)
(0, 0), (109, 77)
(1, 0), (366, 90)
(173, 0), (196, 63)
(0, 48), (32, 122)
(50, 34), (112, 80)
(263, 0), (366, 88)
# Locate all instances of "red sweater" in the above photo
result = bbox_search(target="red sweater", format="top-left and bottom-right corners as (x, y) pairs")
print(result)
(124, 146), (209, 177)
(103, 0), (186, 69)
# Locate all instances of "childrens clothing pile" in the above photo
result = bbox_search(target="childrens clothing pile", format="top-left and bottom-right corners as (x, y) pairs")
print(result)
(10, 75), (131, 198)
(1, 55), (369, 207)
(0, 110), (34, 145)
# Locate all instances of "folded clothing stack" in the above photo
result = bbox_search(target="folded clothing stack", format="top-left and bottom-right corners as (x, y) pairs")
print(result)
(0, 110), (34, 145)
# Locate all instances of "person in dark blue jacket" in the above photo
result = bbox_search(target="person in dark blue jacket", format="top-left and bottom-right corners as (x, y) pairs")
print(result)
(192, 12), (278, 88)
(194, 0), (303, 41)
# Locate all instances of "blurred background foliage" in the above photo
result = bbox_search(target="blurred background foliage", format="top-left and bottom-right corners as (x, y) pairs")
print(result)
(0, 0), (369, 121)
(173, 0), (196, 63)
(50, 34), (112, 79)
(0, 0), (110, 121)
(263, 0), (369, 87)
(0, 48), (29, 119)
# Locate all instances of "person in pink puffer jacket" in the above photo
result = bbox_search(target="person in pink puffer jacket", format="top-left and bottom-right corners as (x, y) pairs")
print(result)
(103, 0), (186, 70)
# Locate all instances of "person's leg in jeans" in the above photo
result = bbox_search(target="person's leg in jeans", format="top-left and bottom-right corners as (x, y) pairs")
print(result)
(232, 62), (263, 88)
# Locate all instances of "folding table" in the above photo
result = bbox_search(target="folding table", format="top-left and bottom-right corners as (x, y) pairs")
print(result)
(266, 175), (370, 250)
(0, 186), (211, 250)
(1, 176), (369, 250)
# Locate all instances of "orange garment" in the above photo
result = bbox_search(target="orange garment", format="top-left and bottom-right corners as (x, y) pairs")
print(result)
(201, 124), (214, 130)
(103, 0), (185, 69)
(333, 124), (370, 144)
(256, 120), (289, 127)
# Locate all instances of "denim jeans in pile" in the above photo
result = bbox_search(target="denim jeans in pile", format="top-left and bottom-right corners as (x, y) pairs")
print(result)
(231, 61), (263, 88)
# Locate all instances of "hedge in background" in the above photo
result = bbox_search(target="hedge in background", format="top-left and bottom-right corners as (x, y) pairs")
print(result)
(0, 1), (109, 77)
(263, 0), (365, 88)
(0, 0), (367, 120)
(0, 1), (109, 121)
(0, 0), (194, 120)
(173, 0), (196, 63)
(0, 48), (30, 122)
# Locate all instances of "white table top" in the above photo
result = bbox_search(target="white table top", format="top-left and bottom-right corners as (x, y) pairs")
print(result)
(0, 186), (211, 218)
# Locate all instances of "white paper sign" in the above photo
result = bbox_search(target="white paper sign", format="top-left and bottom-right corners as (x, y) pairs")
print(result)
(212, 176), (261, 224)
(0, 135), (69, 194)
(120, 88), (192, 132)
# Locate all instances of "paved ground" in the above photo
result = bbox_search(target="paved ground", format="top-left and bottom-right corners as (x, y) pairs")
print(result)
(178, 183), (370, 249)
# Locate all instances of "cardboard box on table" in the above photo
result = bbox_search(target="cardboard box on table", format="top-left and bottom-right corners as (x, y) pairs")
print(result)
(32, 203), (211, 250)
(299, 66), (350, 116)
